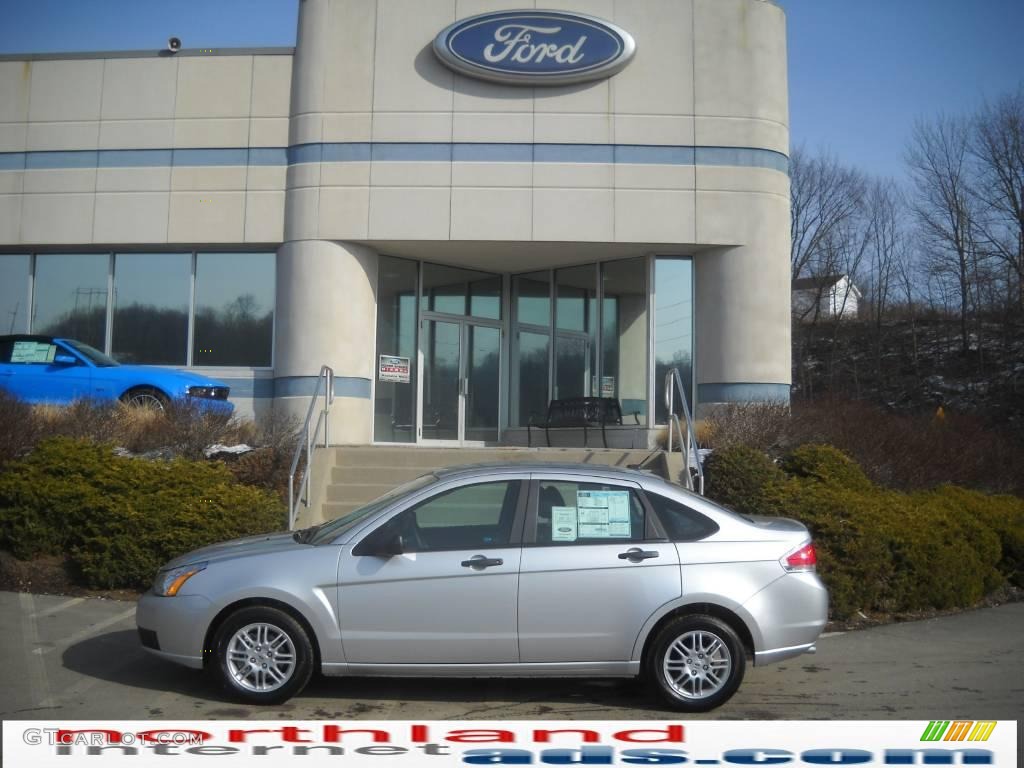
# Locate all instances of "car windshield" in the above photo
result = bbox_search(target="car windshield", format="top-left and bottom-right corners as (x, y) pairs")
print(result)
(308, 473), (439, 545)
(62, 339), (119, 368)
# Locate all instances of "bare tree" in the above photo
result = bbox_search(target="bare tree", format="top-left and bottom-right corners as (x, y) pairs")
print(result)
(790, 146), (867, 281)
(971, 85), (1024, 311)
(906, 115), (980, 354)
(863, 178), (906, 328)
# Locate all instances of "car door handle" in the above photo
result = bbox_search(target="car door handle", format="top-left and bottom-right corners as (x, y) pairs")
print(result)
(461, 555), (504, 569)
(618, 548), (660, 562)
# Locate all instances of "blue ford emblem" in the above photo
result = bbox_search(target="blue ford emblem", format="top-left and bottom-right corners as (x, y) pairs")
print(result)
(433, 10), (636, 86)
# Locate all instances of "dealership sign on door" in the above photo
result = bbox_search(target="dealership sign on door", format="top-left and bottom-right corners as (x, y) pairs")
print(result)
(433, 10), (636, 86)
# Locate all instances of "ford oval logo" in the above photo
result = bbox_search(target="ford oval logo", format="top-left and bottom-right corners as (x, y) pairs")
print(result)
(433, 10), (636, 86)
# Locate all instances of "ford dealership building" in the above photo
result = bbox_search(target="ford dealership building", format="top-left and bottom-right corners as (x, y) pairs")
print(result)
(0, 0), (790, 447)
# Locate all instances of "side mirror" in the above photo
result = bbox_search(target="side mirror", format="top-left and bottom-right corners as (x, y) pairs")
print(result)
(53, 354), (77, 366)
(353, 526), (405, 558)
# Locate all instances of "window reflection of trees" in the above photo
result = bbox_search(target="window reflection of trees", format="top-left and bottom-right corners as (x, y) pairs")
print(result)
(193, 294), (273, 367)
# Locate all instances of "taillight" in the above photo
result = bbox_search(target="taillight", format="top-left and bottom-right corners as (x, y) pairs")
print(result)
(782, 542), (817, 572)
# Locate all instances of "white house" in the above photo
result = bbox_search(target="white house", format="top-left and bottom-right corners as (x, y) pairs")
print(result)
(792, 274), (861, 321)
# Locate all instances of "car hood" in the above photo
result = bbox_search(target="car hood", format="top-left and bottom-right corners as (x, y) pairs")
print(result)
(110, 366), (229, 388)
(163, 531), (304, 569)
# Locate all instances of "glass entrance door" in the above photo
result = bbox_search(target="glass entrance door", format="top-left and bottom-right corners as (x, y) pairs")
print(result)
(420, 319), (500, 445)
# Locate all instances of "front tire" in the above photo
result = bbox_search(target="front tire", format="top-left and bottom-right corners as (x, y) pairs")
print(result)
(647, 614), (746, 712)
(121, 387), (168, 411)
(212, 606), (314, 704)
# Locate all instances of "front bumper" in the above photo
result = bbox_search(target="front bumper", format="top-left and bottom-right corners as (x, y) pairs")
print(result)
(184, 396), (234, 415)
(135, 591), (214, 670)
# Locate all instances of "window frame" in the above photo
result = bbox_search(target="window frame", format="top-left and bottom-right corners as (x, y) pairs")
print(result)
(355, 477), (530, 554)
(523, 475), (668, 547)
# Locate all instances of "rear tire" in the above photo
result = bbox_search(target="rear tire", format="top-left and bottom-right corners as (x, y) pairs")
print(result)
(212, 606), (314, 705)
(647, 614), (746, 712)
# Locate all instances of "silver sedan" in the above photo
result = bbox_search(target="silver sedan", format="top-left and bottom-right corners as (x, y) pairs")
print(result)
(137, 463), (828, 711)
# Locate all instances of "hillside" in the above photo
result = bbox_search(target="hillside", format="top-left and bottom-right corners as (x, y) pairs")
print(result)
(792, 314), (1024, 437)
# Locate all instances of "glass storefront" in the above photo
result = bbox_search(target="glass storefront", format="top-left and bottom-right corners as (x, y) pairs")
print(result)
(0, 251), (275, 368)
(372, 253), (694, 444)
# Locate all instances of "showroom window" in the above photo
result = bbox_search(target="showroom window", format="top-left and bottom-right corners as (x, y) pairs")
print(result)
(601, 257), (648, 423)
(654, 257), (694, 422)
(193, 252), (275, 367)
(13, 251), (276, 368)
(112, 253), (190, 365)
(0, 254), (30, 334)
(554, 264), (597, 401)
(511, 271), (551, 427)
(374, 255), (419, 443)
(510, 256), (674, 428)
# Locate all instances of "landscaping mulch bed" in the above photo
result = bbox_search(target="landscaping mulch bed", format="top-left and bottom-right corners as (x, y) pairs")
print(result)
(0, 550), (140, 602)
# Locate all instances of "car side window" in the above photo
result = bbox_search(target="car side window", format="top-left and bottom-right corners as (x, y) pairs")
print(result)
(386, 480), (521, 552)
(6, 340), (59, 365)
(646, 492), (719, 542)
(534, 480), (645, 545)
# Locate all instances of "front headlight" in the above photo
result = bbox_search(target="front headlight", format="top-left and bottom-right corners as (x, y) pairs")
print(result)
(186, 385), (229, 400)
(153, 562), (207, 596)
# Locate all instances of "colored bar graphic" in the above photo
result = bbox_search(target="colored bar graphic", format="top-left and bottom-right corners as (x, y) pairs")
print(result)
(921, 720), (996, 742)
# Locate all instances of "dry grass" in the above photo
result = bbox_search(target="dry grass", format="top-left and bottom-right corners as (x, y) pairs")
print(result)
(700, 397), (1024, 496)
(0, 390), (297, 469)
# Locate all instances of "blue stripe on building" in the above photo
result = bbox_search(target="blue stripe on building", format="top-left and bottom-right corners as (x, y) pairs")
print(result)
(1, 143), (789, 174)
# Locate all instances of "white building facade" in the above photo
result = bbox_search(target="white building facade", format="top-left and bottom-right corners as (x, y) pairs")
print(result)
(0, 0), (792, 447)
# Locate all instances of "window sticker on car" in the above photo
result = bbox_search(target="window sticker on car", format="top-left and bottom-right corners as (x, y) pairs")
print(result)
(11, 341), (55, 364)
(575, 490), (632, 538)
(551, 506), (578, 542)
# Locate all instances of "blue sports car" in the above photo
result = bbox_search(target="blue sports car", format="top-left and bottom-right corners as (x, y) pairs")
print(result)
(0, 335), (233, 413)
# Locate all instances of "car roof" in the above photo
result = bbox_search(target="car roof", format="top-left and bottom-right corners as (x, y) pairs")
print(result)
(0, 334), (56, 343)
(432, 461), (661, 483)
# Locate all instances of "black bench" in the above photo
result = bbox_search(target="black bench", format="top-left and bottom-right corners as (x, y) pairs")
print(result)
(528, 397), (639, 448)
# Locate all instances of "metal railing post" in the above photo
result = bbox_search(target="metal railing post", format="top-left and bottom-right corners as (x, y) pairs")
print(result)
(287, 365), (335, 530)
(663, 367), (704, 496)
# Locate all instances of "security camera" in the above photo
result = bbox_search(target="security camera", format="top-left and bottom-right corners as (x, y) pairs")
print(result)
(167, 37), (182, 53)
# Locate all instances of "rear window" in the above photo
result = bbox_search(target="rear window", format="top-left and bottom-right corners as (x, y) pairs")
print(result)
(646, 492), (719, 542)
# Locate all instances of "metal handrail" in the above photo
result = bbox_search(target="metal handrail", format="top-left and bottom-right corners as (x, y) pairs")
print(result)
(287, 365), (334, 530)
(664, 368), (704, 495)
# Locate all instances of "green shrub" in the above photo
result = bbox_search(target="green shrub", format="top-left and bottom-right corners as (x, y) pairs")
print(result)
(780, 444), (874, 493)
(705, 442), (1016, 619)
(0, 437), (286, 589)
(923, 485), (1024, 587)
(704, 445), (785, 516)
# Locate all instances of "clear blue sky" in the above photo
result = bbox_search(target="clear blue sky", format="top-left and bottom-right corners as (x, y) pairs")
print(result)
(2, 0), (1022, 181)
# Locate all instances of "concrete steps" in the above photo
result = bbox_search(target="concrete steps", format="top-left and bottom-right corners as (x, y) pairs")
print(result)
(310, 445), (662, 525)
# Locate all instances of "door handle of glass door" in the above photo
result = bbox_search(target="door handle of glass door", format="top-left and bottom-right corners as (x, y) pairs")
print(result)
(461, 555), (504, 569)
(618, 548), (659, 561)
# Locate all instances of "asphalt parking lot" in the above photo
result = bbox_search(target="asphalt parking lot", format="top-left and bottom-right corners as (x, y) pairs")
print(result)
(1, 590), (1022, 720)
